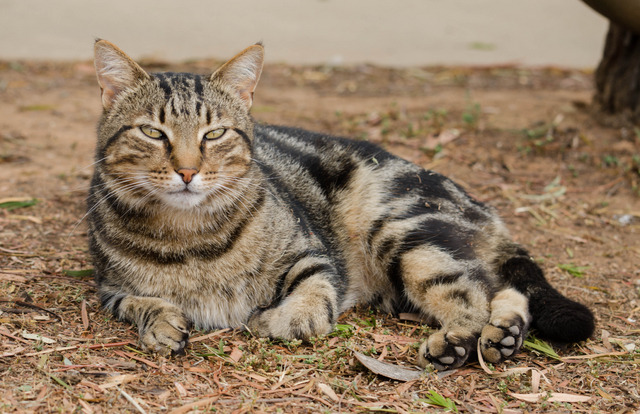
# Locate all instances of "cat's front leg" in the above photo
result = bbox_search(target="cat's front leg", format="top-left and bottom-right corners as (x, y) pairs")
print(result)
(101, 291), (191, 355)
(246, 258), (340, 340)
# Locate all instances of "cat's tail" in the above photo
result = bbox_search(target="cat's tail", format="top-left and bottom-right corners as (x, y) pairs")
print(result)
(498, 250), (595, 343)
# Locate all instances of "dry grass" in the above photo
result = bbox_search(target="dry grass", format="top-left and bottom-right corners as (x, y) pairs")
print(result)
(0, 60), (639, 413)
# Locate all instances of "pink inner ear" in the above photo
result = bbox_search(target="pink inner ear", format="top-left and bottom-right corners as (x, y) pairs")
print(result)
(98, 76), (126, 109)
(98, 80), (120, 108)
(238, 87), (255, 106)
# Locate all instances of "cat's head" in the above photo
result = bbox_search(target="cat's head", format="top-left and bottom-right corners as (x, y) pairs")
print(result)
(93, 40), (263, 211)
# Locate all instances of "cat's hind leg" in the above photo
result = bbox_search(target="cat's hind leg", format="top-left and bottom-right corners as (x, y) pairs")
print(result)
(396, 247), (493, 370)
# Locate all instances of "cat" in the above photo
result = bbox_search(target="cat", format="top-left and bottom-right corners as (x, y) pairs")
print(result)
(88, 39), (594, 370)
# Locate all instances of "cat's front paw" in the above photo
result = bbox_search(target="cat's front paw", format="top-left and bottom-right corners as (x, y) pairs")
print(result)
(417, 329), (477, 370)
(139, 306), (191, 356)
(479, 314), (526, 364)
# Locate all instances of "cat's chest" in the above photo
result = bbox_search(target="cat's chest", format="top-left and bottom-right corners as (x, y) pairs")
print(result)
(130, 254), (273, 329)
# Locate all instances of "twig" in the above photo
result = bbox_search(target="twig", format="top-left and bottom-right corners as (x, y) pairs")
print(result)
(562, 351), (628, 361)
(24, 341), (135, 356)
(169, 395), (220, 414)
(189, 328), (230, 343)
(0, 327), (32, 344)
(113, 350), (160, 369)
(0, 298), (63, 321)
(0, 246), (31, 254)
(118, 387), (147, 414)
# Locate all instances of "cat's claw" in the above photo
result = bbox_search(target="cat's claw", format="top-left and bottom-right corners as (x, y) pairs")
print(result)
(417, 329), (476, 371)
(479, 315), (526, 364)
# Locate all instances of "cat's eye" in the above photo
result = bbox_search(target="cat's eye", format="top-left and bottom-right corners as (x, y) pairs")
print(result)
(204, 128), (226, 140)
(140, 126), (165, 139)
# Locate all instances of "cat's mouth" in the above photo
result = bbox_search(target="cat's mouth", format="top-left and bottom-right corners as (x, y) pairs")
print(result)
(161, 187), (207, 209)
(170, 188), (198, 195)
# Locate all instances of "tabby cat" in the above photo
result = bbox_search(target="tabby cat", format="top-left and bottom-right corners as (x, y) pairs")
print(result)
(88, 40), (594, 370)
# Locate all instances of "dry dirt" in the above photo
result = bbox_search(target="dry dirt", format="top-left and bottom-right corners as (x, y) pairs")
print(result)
(0, 59), (639, 413)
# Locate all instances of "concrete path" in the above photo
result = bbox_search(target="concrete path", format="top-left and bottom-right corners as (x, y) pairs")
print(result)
(0, 0), (607, 67)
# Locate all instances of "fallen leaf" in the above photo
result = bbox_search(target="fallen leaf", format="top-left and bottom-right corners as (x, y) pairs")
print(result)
(7, 215), (42, 224)
(81, 300), (90, 331)
(1, 346), (25, 357)
(247, 373), (268, 383)
(21, 331), (56, 344)
(509, 392), (591, 403)
(174, 381), (188, 397)
(316, 383), (339, 402)
(398, 313), (426, 323)
(189, 329), (230, 343)
(99, 374), (140, 390)
(395, 380), (417, 395)
(353, 350), (422, 382)
(0, 273), (27, 283)
(369, 333), (417, 345)
(229, 346), (243, 363)
(423, 128), (462, 149)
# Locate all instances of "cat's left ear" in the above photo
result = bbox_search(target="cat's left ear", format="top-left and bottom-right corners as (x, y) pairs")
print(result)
(210, 43), (264, 110)
(94, 39), (150, 110)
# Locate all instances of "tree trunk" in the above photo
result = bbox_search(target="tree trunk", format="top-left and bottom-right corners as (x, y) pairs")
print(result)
(594, 21), (640, 125)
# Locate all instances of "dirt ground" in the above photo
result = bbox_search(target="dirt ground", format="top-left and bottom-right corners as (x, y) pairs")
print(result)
(0, 58), (639, 413)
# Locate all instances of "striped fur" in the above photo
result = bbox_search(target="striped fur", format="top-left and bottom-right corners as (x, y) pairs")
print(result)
(89, 40), (594, 369)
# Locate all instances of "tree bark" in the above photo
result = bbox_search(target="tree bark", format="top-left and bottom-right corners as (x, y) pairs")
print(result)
(593, 21), (640, 125)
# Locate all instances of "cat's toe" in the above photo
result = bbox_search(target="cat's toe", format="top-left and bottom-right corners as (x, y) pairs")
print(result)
(417, 329), (477, 370)
(479, 315), (526, 364)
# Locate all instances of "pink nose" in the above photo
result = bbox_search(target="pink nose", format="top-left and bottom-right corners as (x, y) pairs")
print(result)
(176, 168), (198, 184)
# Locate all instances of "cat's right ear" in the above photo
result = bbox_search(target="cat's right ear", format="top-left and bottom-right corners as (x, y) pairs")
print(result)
(94, 39), (150, 110)
(210, 43), (264, 110)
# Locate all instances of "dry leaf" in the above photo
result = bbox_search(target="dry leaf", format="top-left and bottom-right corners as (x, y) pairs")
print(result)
(369, 333), (416, 345)
(229, 346), (243, 363)
(531, 369), (541, 394)
(395, 380), (417, 395)
(1, 346), (25, 357)
(80, 300), (89, 331)
(316, 383), (339, 402)
(21, 331), (56, 344)
(0, 273), (27, 283)
(353, 350), (422, 382)
(189, 329), (230, 343)
(398, 313), (426, 323)
(174, 382), (188, 397)
(169, 396), (219, 414)
(423, 128), (462, 150)
(509, 392), (591, 403)
(247, 373), (268, 383)
(99, 374), (140, 390)
(8, 215), (42, 224)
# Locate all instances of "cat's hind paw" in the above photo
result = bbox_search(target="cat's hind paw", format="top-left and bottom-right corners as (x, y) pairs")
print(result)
(416, 329), (477, 371)
(479, 315), (526, 364)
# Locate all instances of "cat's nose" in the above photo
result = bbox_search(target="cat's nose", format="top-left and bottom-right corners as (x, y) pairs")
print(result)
(176, 168), (198, 184)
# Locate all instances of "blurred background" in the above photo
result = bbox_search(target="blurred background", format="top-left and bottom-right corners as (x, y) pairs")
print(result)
(0, 0), (607, 67)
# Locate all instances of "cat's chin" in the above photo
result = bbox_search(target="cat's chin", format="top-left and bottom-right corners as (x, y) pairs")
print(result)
(159, 190), (207, 210)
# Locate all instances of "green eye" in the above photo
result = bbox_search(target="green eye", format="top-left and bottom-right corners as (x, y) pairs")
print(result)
(204, 128), (226, 140)
(140, 126), (164, 139)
